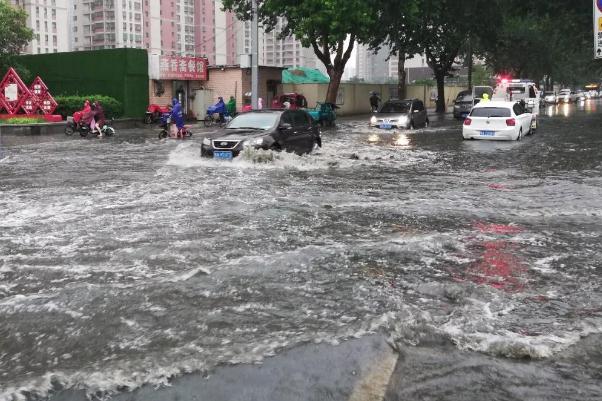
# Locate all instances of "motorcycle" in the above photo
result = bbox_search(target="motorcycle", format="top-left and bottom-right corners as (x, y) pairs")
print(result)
(203, 105), (232, 128)
(158, 114), (192, 139)
(144, 104), (171, 124)
(65, 116), (116, 137)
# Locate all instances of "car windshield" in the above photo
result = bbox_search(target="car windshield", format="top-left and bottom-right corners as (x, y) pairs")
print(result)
(379, 102), (411, 113)
(471, 107), (511, 118)
(226, 113), (278, 130)
(456, 93), (473, 102)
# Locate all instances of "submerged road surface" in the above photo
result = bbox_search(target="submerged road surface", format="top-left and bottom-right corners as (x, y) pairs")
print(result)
(0, 100), (601, 401)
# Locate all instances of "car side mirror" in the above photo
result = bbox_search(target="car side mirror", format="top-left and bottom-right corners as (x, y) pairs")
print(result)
(279, 123), (293, 130)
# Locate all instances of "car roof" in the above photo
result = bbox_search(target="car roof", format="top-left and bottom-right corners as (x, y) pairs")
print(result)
(473, 101), (517, 108)
(240, 109), (285, 114)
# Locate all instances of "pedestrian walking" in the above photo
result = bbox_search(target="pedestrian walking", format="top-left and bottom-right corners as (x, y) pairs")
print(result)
(369, 92), (380, 112)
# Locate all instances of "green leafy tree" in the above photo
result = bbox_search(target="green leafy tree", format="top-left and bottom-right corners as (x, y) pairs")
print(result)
(420, 0), (497, 112)
(479, 1), (599, 88)
(0, 0), (34, 74)
(368, 0), (422, 99)
(221, 0), (378, 103)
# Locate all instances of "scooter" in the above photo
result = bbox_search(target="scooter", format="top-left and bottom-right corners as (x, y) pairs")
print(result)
(158, 114), (192, 139)
(65, 116), (116, 137)
(144, 104), (171, 124)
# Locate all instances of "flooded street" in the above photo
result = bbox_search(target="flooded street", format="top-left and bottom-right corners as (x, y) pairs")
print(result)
(1, 100), (601, 400)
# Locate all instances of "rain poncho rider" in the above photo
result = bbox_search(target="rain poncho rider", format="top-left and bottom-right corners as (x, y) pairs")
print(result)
(170, 98), (185, 132)
(207, 97), (227, 122)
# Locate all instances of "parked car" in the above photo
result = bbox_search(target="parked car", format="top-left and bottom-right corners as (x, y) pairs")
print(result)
(462, 101), (535, 141)
(453, 90), (473, 119)
(575, 91), (587, 101)
(543, 91), (558, 104)
(369, 99), (429, 130)
(200, 109), (321, 160)
(271, 93), (308, 110)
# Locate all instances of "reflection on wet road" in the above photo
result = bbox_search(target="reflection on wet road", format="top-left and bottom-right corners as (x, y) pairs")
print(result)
(0, 100), (601, 401)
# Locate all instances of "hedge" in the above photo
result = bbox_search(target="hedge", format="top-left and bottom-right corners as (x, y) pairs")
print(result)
(0, 117), (46, 124)
(54, 95), (123, 119)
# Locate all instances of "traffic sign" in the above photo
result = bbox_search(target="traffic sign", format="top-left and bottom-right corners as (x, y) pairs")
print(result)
(594, 0), (602, 59)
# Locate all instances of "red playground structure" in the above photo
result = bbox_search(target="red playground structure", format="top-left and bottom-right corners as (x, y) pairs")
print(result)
(0, 67), (62, 122)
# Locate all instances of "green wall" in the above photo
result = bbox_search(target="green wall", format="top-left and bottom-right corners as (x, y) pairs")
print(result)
(16, 48), (148, 118)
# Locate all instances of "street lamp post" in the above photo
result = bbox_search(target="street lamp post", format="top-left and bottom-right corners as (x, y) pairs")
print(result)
(251, 0), (259, 109)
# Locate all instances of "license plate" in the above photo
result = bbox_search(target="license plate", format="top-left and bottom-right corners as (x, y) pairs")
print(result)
(479, 131), (495, 136)
(379, 124), (393, 129)
(213, 150), (233, 160)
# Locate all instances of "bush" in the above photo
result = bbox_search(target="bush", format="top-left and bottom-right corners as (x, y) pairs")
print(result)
(0, 116), (46, 124)
(54, 95), (123, 119)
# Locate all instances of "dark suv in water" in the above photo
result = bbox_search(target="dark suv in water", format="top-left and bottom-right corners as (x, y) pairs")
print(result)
(453, 90), (473, 119)
(201, 109), (322, 160)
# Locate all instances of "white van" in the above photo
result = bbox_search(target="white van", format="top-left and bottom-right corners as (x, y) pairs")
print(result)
(493, 79), (540, 115)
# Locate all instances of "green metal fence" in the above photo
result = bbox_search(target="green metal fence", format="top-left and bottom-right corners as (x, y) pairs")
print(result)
(16, 48), (148, 118)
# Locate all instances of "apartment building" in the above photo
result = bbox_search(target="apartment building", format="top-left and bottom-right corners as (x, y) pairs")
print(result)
(71, 0), (147, 51)
(353, 44), (390, 83)
(10, 0), (70, 54)
(237, 17), (317, 69)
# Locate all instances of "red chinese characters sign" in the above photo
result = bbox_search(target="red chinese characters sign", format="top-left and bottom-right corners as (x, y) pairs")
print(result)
(159, 56), (208, 80)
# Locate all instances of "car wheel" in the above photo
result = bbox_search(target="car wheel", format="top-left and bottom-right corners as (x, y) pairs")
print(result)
(65, 125), (74, 136)
(144, 114), (152, 124)
(424, 118), (429, 128)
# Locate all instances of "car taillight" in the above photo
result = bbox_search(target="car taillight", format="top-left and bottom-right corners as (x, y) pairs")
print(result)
(464, 117), (472, 126)
(506, 118), (516, 126)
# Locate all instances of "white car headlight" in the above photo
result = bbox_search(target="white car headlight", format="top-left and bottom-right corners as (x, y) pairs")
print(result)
(202, 137), (211, 145)
(398, 116), (408, 125)
(244, 137), (264, 147)
(370, 116), (377, 125)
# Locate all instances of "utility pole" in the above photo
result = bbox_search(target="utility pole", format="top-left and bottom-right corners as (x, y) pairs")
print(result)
(251, 0), (259, 109)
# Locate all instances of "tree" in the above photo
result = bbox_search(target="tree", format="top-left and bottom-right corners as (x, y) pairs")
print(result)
(221, 0), (378, 103)
(0, 0), (34, 73)
(479, 1), (598, 88)
(368, 0), (422, 99)
(420, 0), (498, 112)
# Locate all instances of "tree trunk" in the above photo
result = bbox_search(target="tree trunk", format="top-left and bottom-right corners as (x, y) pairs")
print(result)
(397, 53), (407, 99)
(326, 67), (344, 104)
(466, 40), (473, 90)
(435, 71), (446, 113)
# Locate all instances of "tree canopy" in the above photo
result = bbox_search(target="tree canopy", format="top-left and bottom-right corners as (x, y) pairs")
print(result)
(0, 0), (34, 74)
(222, 0), (381, 103)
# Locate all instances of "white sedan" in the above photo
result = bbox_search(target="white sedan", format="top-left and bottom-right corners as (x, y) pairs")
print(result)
(462, 101), (535, 141)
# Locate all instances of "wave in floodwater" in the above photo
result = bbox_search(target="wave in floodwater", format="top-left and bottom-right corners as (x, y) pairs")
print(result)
(1, 109), (602, 400)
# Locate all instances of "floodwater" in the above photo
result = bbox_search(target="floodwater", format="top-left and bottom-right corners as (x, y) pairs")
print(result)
(1, 100), (601, 400)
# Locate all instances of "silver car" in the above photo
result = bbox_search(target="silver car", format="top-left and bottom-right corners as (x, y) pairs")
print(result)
(369, 99), (429, 130)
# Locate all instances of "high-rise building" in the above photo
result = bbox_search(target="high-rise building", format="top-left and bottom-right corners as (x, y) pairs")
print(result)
(354, 44), (389, 83)
(10, 0), (70, 54)
(71, 0), (144, 51)
(237, 17), (318, 69)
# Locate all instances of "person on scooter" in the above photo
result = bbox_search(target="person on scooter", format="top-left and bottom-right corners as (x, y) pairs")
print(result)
(170, 98), (185, 137)
(93, 101), (106, 136)
(81, 101), (97, 134)
(73, 99), (91, 125)
(210, 96), (227, 122)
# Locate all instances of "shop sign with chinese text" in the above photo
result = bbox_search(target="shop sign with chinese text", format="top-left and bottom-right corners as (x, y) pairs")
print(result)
(159, 56), (208, 80)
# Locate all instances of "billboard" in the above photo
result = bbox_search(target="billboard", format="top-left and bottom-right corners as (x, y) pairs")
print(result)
(159, 56), (208, 80)
(594, 0), (602, 59)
